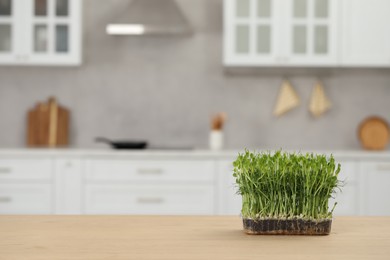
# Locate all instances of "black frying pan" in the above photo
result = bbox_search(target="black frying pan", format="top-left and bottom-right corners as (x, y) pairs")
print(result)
(95, 137), (148, 150)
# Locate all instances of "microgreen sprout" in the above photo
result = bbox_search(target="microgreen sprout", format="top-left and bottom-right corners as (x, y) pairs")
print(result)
(233, 150), (341, 220)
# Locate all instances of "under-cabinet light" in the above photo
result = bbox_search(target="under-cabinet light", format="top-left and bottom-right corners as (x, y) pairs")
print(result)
(106, 24), (146, 35)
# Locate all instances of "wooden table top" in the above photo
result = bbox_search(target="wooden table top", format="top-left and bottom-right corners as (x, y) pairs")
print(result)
(0, 216), (389, 260)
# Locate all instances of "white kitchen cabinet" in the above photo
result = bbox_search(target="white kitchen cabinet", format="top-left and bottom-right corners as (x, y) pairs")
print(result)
(341, 0), (390, 66)
(54, 158), (83, 214)
(0, 156), (54, 214)
(329, 161), (359, 216)
(225, 0), (390, 67)
(0, 150), (390, 216)
(224, 0), (339, 66)
(284, 0), (339, 66)
(0, 0), (81, 65)
(0, 0), (19, 63)
(359, 162), (390, 216)
(224, 0), (283, 66)
(84, 158), (216, 215)
(216, 160), (241, 215)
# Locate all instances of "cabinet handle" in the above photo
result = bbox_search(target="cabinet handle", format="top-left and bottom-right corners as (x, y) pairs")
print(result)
(137, 197), (164, 204)
(0, 167), (11, 174)
(0, 197), (12, 203)
(137, 168), (164, 175)
(376, 164), (390, 171)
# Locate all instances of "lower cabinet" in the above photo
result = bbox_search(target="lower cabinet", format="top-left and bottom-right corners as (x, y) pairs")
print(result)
(1, 153), (390, 216)
(329, 161), (360, 216)
(83, 158), (216, 215)
(54, 158), (83, 214)
(217, 160), (241, 216)
(0, 157), (53, 214)
(360, 162), (390, 216)
(85, 184), (215, 215)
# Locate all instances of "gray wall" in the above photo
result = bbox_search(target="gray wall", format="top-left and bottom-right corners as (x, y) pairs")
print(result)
(1, 0), (390, 150)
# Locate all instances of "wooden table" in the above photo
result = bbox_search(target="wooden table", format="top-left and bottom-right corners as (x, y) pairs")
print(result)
(0, 216), (389, 260)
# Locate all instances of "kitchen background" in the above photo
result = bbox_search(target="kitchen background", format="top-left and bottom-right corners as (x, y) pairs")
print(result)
(1, 0), (390, 150)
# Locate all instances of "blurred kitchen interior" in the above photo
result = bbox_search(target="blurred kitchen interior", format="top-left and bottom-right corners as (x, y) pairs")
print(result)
(0, 0), (390, 217)
(1, 0), (389, 150)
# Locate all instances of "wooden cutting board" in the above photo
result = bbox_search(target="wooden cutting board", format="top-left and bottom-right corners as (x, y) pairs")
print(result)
(27, 97), (70, 147)
(358, 116), (390, 150)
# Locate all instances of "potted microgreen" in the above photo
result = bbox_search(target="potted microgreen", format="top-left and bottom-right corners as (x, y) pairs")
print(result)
(233, 150), (341, 235)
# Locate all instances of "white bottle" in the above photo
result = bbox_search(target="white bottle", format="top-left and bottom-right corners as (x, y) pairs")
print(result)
(209, 130), (224, 151)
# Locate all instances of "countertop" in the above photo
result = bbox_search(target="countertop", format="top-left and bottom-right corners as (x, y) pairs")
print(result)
(0, 216), (389, 260)
(1, 148), (390, 160)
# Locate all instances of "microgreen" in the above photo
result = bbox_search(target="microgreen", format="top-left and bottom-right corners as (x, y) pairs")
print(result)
(233, 150), (341, 220)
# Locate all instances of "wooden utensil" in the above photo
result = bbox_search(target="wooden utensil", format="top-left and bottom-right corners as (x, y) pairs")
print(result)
(211, 113), (227, 131)
(358, 116), (390, 150)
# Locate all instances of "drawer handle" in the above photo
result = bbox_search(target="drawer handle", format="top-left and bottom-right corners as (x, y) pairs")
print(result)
(137, 169), (164, 175)
(137, 198), (164, 204)
(0, 167), (11, 174)
(376, 165), (390, 171)
(0, 197), (12, 203)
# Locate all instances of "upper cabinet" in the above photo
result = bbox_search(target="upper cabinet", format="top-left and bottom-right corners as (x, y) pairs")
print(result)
(224, 0), (390, 67)
(284, 0), (339, 66)
(224, 0), (339, 66)
(341, 0), (390, 67)
(0, 0), (17, 63)
(224, 0), (282, 66)
(0, 0), (81, 66)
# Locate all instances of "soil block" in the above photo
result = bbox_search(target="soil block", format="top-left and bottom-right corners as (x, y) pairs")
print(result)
(243, 218), (332, 235)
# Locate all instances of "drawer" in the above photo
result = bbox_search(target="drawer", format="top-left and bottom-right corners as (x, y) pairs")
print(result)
(0, 184), (52, 214)
(86, 160), (215, 182)
(0, 159), (52, 181)
(85, 184), (214, 215)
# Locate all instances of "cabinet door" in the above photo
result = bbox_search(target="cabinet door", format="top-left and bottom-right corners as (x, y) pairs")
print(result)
(329, 161), (359, 216)
(0, 0), (23, 63)
(284, 0), (339, 66)
(224, 0), (283, 66)
(341, 0), (390, 67)
(360, 162), (390, 216)
(216, 160), (242, 215)
(22, 0), (81, 65)
(54, 159), (83, 214)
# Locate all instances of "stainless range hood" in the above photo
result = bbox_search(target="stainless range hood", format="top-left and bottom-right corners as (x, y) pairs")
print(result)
(106, 0), (192, 36)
